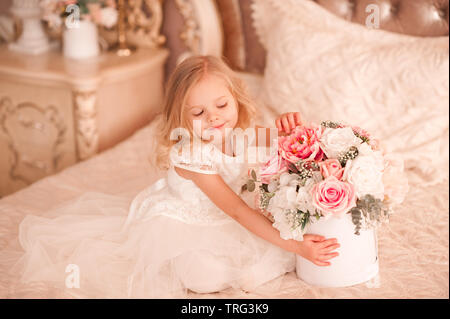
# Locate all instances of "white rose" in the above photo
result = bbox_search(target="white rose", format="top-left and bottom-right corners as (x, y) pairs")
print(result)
(267, 188), (296, 240)
(267, 180), (278, 193)
(286, 186), (297, 204)
(357, 141), (377, 156)
(101, 7), (118, 28)
(279, 172), (297, 187)
(343, 143), (385, 200)
(272, 208), (305, 241)
(267, 185), (297, 211)
(295, 178), (316, 213)
(320, 127), (362, 159)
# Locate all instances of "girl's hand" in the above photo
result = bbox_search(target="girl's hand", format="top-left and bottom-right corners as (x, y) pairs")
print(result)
(275, 112), (303, 134)
(296, 234), (340, 266)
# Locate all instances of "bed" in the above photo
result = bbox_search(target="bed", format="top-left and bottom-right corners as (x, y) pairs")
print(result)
(0, 0), (448, 298)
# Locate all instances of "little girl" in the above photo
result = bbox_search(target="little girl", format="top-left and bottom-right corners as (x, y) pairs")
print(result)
(1, 55), (339, 298)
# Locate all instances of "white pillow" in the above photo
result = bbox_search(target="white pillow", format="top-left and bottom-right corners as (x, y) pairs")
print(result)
(252, 0), (449, 185)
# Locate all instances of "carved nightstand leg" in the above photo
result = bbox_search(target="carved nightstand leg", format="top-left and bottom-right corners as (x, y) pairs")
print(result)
(73, 91), (99, 161)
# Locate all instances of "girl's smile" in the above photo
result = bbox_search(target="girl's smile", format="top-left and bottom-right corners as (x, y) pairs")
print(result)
(210, 122), (226, 130)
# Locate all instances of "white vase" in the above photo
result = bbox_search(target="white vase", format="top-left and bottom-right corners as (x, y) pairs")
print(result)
(63, 20), (99, 60)
(296, 213), (379, 287)
(8, 0), (52, 55)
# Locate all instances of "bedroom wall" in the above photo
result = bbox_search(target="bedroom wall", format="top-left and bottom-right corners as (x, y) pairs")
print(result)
(0, 0), (12, 14)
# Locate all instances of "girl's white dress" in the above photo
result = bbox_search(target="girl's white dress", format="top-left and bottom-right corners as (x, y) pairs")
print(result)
(2, 140), (295, 298)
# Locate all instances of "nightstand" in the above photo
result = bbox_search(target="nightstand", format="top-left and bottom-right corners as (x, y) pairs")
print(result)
(0, 45), (169, 196)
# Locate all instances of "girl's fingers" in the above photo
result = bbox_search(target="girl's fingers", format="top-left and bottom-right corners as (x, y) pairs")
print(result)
(281, 117), (290, 133)
(287, 113), (296, 130)
(294, 112), (303, 125)
(276, 118), (282, 131)
(321, 243), (340, 253)
(276, 113), (303, 133)
(304, 234), (325, 242)
(318, 238), (338, 248)
(314, 260), (331, 266)
(318, 252), (339, 261)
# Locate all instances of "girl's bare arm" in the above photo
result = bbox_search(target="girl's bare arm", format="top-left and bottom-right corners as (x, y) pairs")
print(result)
(174, 167), (340, 266)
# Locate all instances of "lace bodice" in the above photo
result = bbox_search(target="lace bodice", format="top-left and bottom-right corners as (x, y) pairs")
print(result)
(124, 140), (252, 227)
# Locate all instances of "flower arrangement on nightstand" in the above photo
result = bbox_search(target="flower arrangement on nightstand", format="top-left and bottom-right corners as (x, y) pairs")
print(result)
(40, 0), (119, 59)
(41, 0), (118, 30)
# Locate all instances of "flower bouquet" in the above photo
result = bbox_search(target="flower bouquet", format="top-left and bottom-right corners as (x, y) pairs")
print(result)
(40, 0), (118, 59)
(244, 121), (409, 287)
(40, 0), (118, 30)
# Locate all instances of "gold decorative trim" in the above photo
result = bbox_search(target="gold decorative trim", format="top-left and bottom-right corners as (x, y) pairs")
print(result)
(99, 0), (166, 49)
(175, 0), (201, 54)
(126, 0), (166, 48)
(174, 0), (223, 63)
(73, 91), (99, 160)
(0, 96), (67, 184)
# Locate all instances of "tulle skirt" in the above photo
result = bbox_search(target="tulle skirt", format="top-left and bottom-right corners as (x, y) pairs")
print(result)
(0, 192), (295, 298)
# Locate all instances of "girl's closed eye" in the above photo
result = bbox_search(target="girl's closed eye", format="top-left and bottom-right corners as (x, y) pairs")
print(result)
(217, 102), (228, 108)
(192, 109), (204, 116)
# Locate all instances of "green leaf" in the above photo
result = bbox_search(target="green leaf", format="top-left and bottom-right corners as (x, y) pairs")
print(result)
(351, 207), (362, 236)
(288, 162), (299, 173)
(247, 180), (255, 192)
(299, 211), (311, 230)
(251, 170), (256, 181)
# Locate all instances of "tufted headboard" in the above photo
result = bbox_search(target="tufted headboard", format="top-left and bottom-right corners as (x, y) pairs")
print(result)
(312, 0), (449, 37)
(162, 0), (449, 77)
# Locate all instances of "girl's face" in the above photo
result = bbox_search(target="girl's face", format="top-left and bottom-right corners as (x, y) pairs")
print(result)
(185, 74), (239, 144)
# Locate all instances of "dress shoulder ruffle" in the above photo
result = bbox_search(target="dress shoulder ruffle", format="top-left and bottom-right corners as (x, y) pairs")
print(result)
(169, 140), (218, 174)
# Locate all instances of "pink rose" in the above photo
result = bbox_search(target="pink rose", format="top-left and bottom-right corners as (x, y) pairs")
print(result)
(278, 124), (324, 163)
(319, 159), (344, 180)
(311, 176), (357, 217)
(259, 154), (287, 184)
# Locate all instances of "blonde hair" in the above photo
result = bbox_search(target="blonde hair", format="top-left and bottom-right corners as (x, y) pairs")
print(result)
(154, 55), (257, 170)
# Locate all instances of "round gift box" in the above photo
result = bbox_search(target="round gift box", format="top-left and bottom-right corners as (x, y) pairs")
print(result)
(296, 213), (379, 287)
